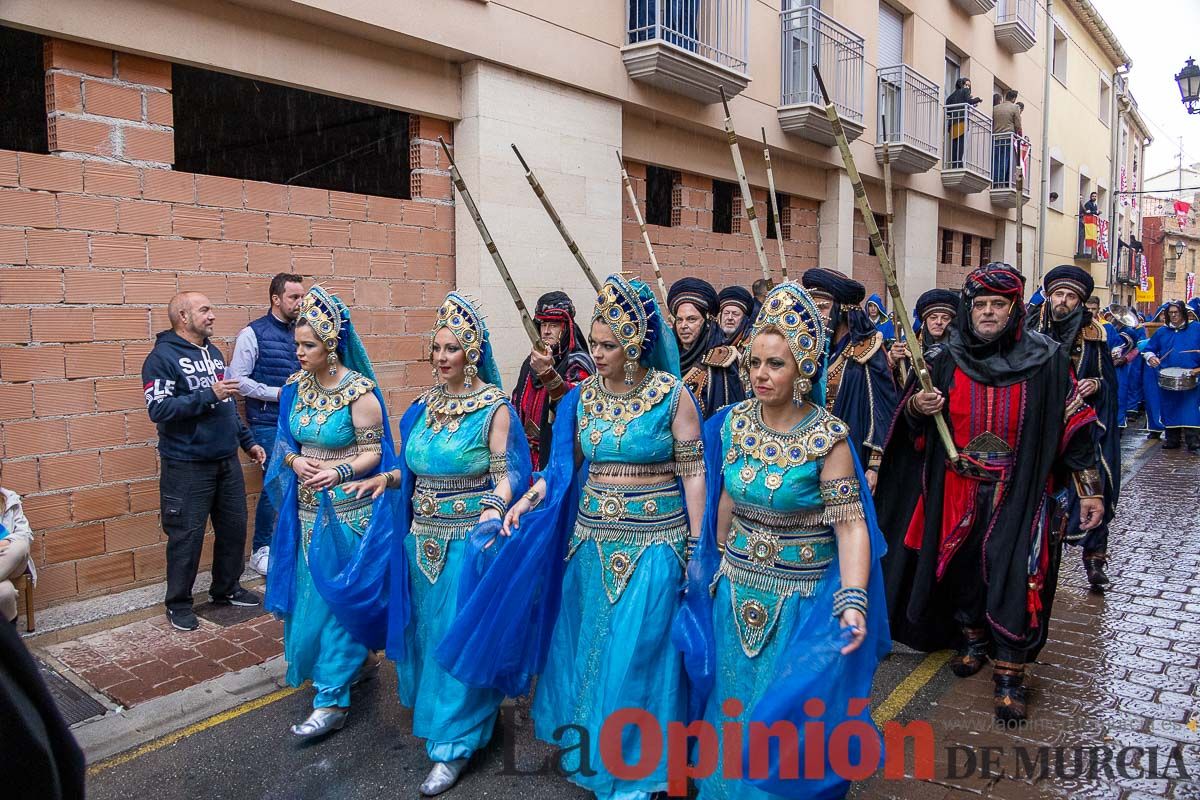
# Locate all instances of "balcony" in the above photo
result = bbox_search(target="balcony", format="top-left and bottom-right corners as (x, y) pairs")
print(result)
(952, 0), (996, 14)
(623, 0), (750, 104)
(777, 5), (865, 146)
(989, 131), (1032, 207)
(942, 104), (992, 193)
(875, 65), (941, 174)
(995, 0), (1036, 54)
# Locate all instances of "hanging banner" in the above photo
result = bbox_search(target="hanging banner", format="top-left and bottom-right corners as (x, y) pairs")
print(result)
(1176, 200), (1192, 227)
(1135, 276), (1155, 304)
(1096, 218), (1110, 260)
(1139, 252), (1149, 292)
(1188, 272), (1196, 302)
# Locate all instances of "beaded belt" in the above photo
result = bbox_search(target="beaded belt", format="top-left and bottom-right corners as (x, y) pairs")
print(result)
(960, 449), (1015, 470)
(730, 503), (826, 531)
(297, 486), (374, 560)
(588, 461), (676, 479)
(300, 443), (359, 462)
(411, 473), (491, 583)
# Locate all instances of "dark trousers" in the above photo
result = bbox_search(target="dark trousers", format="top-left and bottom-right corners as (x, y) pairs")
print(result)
(250, 424), (278, 550)
(161, 455), (248, 611)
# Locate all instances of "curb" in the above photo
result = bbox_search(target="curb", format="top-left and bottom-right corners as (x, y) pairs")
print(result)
(76, 654), (290, 765)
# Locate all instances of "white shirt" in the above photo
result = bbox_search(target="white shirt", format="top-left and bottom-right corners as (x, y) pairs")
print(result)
(227, 317), (289, 403)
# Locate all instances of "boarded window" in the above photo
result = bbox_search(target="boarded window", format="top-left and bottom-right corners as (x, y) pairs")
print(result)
(0, 26), (48, 154)
(645, 165), (676, 227)
(173, 64), (410, 198)
(766, 192), (789, 240)
(961, 234), (973, 267)
(980, 237), (993, 266)
(941, 229), (954, 263)
(712, 179), (736, 234)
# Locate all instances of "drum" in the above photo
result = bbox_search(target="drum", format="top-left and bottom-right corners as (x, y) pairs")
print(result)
(1158, 367), (1198, 391)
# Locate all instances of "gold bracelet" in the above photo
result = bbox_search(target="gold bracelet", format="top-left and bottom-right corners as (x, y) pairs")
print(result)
(523, 488), (541, 507)
(284, 452), (298, 469)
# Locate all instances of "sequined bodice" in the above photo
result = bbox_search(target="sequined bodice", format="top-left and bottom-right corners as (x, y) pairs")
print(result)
(406, 384), (504, 477)
(576, 371), (680, 464)
(288, 370), (376, 449)
(721, 400), (850, 513)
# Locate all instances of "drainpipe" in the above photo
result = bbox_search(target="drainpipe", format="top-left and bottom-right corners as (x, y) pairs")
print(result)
(1107, 65), (1129, 301)
(1035, 0), (1053, 283)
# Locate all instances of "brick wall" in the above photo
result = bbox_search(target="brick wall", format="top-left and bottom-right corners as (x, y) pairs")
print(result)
(619, 162), (818, 292)
(936, 228), (970, 292)
(851, 211), (887, 304)
(0, 39), (453, 607)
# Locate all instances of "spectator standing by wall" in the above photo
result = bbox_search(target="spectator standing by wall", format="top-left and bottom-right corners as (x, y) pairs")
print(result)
(142, 292), (266, 632)
(227, 273), (304, 576)
(0, 486), (34, 625)
(946, 77), (982, 167)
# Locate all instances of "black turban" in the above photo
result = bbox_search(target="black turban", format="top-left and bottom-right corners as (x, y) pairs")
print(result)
(1042, 265), (1094, 301)
(717, 285), (754, 315)
(801, 268), (866, 305)
(669, 278), (718, 317)
(948, 263), (1055, 386)
(915, 289), (959, 321)
(535, 291), (576, 321)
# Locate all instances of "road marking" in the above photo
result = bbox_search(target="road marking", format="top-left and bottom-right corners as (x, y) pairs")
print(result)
(87, 685), (301, 776)
(872, 650), (952, 726)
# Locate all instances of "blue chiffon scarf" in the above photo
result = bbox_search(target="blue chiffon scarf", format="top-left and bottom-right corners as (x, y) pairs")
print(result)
(672, 403), (892, 799)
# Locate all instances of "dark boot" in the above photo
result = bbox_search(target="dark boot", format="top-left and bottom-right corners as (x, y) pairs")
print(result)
(1186, 430), (1200, 453)
(1083, 552), (1110, 589)
(993, 661), (1027, 722)
(1147, 430), (1162, 440)
(1163, 429), (1182, 449)
(950, 626), (990, 678)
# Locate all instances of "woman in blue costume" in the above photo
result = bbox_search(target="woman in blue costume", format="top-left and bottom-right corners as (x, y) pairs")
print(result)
(346, 292), (530, 796)
(264, 286), (399, 740)
(675, 282), (890, 799)
(1142, 300), (1200, 451)
(864, 293), (895, 343)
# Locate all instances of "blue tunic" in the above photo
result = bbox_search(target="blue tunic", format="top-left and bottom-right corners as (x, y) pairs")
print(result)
(1144, 324), (1200, 429)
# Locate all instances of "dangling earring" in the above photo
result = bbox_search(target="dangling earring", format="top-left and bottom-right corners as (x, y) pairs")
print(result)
(464, 363), (477, 390)
(328, 350), (338, 376)
(430, 360), (440, 386)
(793, 377), (811, 405)
(623, 360), (636, 385)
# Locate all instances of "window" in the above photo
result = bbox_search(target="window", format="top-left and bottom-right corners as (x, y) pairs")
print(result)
(1079, 174), (1092, 213)
(645, 165), (676, 227)
(0, 26), (48, 154)
(867, 213), (887, 256)
(1051, 26), (1068, 84)
(1048, 158), (1065, 212)
(945, 49), (962, 101)
(1098, 75), (1112, 126)
(1096, 185), (1108, 216)
(173, 64), (410, 198)
(941, 229), (954, 263)
(766, 192), (789, 240)
(979, 238), (993, 266)
(712, 179), (736, 234)
(961, 235), (973, 267)
(877, 3), (904, 68)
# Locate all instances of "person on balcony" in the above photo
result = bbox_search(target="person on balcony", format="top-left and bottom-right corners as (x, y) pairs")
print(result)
(946, 78), (982, 168)
(992, 90), (1023, 184)
(1083, 192), (1100, 216)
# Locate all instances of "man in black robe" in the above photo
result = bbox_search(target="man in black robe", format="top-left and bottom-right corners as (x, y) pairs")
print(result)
(1027, 266), (1121, 590)
(670, 278), (745, 417)
(887, 287), (958, 384)
(801, 267), (898, 490)
(717, 285), (754, 347)
(877, 263), (1104, 722)
(512, 292), (594, 470)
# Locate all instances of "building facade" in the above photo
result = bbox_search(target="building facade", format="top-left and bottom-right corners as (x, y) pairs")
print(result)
(1141, 194), (1200, 310)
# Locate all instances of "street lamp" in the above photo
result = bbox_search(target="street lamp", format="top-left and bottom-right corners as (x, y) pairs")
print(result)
(1178, 57), (1200, 115)
(1172, 240), (1186, 261)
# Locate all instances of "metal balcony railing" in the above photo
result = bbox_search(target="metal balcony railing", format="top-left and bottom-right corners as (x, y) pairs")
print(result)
(877, 65), (941, 158)
(779, 5), (864, 125)
(990, 131), (1032, 195)
(997, 0), (1037, 35)
(627, 0), (749, 74)
(943, 103), (991, 176)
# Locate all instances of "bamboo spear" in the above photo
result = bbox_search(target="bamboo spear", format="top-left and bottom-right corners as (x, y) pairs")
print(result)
(811, 68), (960, 463)
(880, 115), (908, 383)
(760, 127), (788, 280)
(511, 144), (601, 294)
(615, 151), (670, 307)
(719, 86), (771, 283)
(437, 136), (542, 349)
(1015, 146), (1026, 276)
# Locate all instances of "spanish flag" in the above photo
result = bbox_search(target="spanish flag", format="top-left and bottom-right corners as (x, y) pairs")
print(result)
(1083, 213), (1098, 251)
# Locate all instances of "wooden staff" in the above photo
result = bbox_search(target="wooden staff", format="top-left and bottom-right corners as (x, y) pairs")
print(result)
(760, 128), (788, 280)
(511, 144), (601, 294)
(437, 136), (542, 349)
(615, 151), (670, 307)
(811, 67), (960, 463)
(719, 86), (771, 283)
(880, 115), (908, 384)
(1015, 146), (1026, 276)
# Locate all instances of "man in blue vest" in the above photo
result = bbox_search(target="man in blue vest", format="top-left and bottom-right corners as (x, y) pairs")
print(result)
(228, 273), (304, 576)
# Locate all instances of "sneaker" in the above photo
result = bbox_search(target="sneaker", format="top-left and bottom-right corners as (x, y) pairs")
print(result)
(167, 607), (200, 631)
(211, 587), (262, 607)
(250, 546), (270, 576)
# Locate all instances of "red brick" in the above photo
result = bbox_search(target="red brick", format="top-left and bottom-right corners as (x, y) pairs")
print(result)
(118, 199), (171, 234)
(244, 181), (287, 212)
(133, 543), (166, 580)
(145, 92), (173, 126)
(143, 169), (192, 203)
(127, 479), (158, 513)
(368, 253), (404, 279)
(27, 229), (90, 266)
(147, 238), (199, 270)
(39, 452), (101, 491)
(287, 186), (328, 216)
(195, 175), (243, 208)
(83, 80), (143, 121)
(0, 310), (31, 343)
(310, 219), (350, 248)
(23, 494), (71, 530)
(422, 228), (453, 255)
(211, 307), (248, 338)
(34, 380), (96, 416)
(69, 414), (127, 449)
(367, 196), (405, 224)
(57, 195), (119, 231)
(349, 221), (387, 250)
(33, 308), (92, 343)
(46, 73), (84, 115)
(0, 460), (40, 495)
(48, 116), (117, 158)
(292, 249), (332, 277)
(411, 116), (452, 141)
(223, 210), (267, 243)
(93, 307), (150, 340)
(71, 484), (129, 522)
(405, 254), (437, 281)
(406, 202), (439, 229)
(96, 375), (144, 411)
(76, 551), (135, 591)
(1, 345), (66, 381)
(44, 39), (114, 77)
(91, 234), (147, 268)
(65, 342), (124, 377)
(247, 243), (291, 275)
(199, 240), (247, 273)
(115, 53), (171, 89)
(0, 384), (34, 420)
(0, 152), (15, 187)
(44, 524), (105, 563)
(267, 214), (309, 245)
(0, 228), (26, 264)
(123, 271), (177, 303)
(4, 419), (68, 458)
(329, 191), (368, 220)
(122, 127), (174, 164)
(176, 274), (226, 303)
(101, 447), (158, 482)
(104, 513), (161, 552)
(0, 189), (57, 228)
(412, 172), (451, 201)
(65, 270), (124, 304)
(333, 249), (369, 277)
(33, 561), (78, 606)
(18, 153), (85, 193)
(172, 205), (221, 239)
(83, 161), (141, 197)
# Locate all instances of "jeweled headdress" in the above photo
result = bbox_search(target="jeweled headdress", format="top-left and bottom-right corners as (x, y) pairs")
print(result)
(592, 274), (671, 382)
(432, 292), (502, 389)
(744, 282), (827, 400)
(298, 285), (347, 352)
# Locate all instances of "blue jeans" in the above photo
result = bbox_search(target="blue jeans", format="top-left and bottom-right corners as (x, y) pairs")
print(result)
(251, 423), (279, 550)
